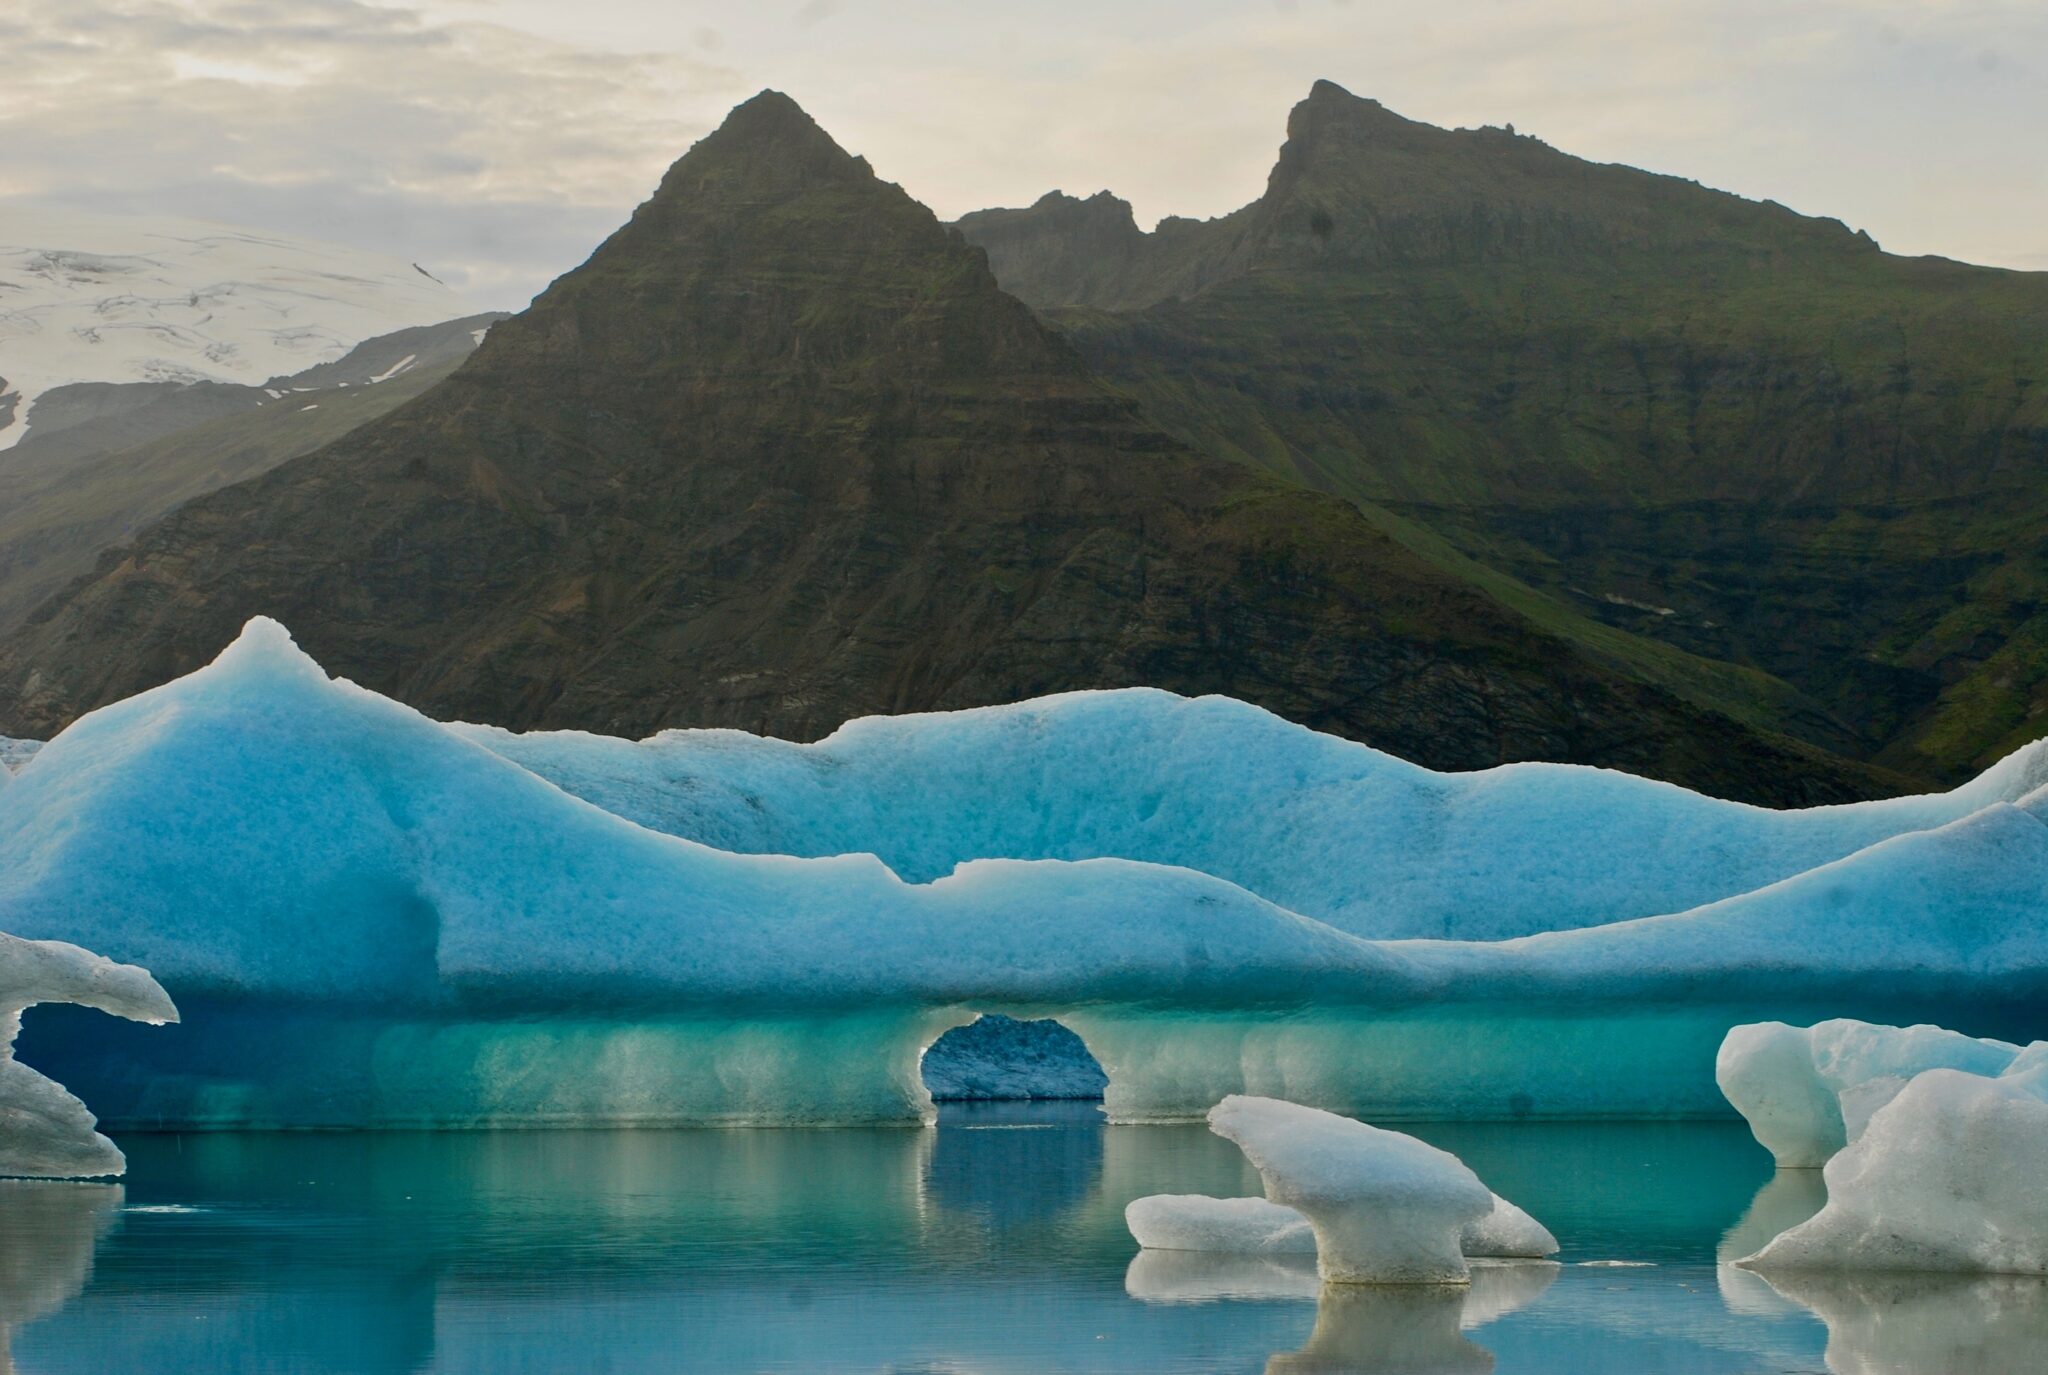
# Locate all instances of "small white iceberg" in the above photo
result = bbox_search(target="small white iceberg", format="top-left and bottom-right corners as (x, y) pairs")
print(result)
(1172, 1095), (1555, 1284)
(1741, 1063), (2048, 1275)
(1717, 1018), (2025, 1167)
(2, 930), (177, 1179)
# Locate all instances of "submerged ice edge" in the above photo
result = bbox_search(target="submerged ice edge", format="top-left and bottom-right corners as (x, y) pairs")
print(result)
(1, 617), (2044, 1128)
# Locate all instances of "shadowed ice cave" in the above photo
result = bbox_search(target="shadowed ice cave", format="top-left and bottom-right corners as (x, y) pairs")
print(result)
(920, 1015), (1108, 1102)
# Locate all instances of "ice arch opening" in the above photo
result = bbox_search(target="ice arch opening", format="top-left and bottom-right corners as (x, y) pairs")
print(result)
(919, 1013), (1109, 1104)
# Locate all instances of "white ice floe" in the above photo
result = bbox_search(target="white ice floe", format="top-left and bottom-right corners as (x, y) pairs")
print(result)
(1717, 1019), (2023, 1166)
(0, 205), (466, 448)
(1124, 1188), (1554, 1262)
(1205, 1096), (1496, 1283)
(1, 930), (176, 1178)
(1741, 1065), (2048, 1275)
(4, 618), (2048, 1127)
(1125, 1194), (1316, 1256)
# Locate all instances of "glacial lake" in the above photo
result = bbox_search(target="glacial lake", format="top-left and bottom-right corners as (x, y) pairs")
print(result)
(5, 1104), (2038, 1373)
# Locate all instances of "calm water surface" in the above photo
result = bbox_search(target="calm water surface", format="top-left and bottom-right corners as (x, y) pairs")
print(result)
(4, 1104), (2039, 1372)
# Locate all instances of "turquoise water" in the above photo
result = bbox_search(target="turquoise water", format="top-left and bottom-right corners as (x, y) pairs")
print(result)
(4, 1105), (2040, 1372)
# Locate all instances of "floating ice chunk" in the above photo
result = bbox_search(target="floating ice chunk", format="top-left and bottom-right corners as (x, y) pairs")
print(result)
(1742, 1067), (2048, 1274)
(2, 931), (177, 1178)
(1462, 1193), (1559, 1259)
(1206, 1096), (1495, 1284)
(9, 617), (2048, 1129)
(1125, 1189), (1554, 1262)
(1718, 1020), (2020, 1167)
(1124, 1194), (1317, 1255)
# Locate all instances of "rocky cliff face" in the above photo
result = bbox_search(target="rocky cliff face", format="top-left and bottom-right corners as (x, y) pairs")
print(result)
(0, 92), (1894, 803)
(958, 81), (2048, 783)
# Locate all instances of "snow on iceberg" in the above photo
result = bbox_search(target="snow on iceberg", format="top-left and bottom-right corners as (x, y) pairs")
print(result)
(457, 691), (2048, 942)
(2, 931), (176, 1178)
(1717, 1019), (2023, 1166)
(1741, 1064), (2048, 1275)
(1125, 1194), (1316, 1256)
(4, 617), (2047, 1128)
(1205, 1096), (1498, 1283)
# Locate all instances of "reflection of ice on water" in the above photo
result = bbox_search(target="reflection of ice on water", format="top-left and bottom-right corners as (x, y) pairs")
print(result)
(1126, 1252), (1558, 1374)
(1126, 1250), (1323, 1302)
(1754, 1270), (2048, 1375)
(1716, 1170), (1828, 1315)
(1268, 1264), (1560, 1375)
(1715, 1169), (2048, 1374)
(0, 1182), (121, 1375)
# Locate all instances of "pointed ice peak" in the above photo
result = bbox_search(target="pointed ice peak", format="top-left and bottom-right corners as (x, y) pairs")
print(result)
(205, 616), (331, 688)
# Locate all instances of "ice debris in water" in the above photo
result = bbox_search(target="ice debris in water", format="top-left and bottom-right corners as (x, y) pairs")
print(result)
(1126, 1195), (1317, 1256)
(1741, 1062), (2048, 1275)
(1127, 1188), (1555, 1264)
(1718, 1019), (2028, 1166)
(1202, 1096), (1552, 1283)
(1, 930), (176, 1178)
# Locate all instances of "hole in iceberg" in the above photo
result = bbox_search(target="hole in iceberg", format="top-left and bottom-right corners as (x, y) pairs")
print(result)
(919, 1014), (1108, 1104)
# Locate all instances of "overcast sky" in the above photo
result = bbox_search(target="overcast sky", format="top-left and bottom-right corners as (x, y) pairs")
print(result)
(3, 0), (2042, 309)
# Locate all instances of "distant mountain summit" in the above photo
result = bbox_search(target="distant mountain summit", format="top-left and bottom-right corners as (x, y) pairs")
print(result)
(0, 91), (1879, 803)
(958, 80), (2048, 785)
(0, 205), (470, 448)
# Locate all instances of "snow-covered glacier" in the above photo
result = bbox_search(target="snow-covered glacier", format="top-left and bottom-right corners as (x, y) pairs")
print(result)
(3, 618), (2045, 1129)
(0, 205), (467, 448)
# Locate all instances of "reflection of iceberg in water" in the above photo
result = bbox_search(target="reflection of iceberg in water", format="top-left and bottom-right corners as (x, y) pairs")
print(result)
(1756, 1269), (2048, 1375)
(1716, 1170), (1829, 1315)
(1263, 1264), (1558, 1375)
(1126, 1250), (1323, 1302)
(1126, 1253), (1557, 1374)
(0, 1182), (120, 1374)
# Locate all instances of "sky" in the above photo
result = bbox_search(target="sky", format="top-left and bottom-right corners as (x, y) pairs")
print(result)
(1, 0), (2042, 309)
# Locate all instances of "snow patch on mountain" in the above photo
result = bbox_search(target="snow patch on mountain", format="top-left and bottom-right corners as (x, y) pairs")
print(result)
(0, 206), (467, 448)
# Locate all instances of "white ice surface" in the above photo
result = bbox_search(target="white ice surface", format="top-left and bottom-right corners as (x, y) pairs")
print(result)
(1206, 1096), (1495, 1283)
(1742, 1066), (2048, 1275)
(1, 930), (176, 1178)
(457, 686), (2048, 941)
(1717, 1019), (2021, 1166)
(0, 205), (466, 448)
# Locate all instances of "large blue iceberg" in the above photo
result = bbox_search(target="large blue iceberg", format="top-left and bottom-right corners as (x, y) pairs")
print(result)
(2, 619), (2044, 1129)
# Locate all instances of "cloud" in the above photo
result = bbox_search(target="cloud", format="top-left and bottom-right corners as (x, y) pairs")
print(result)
(0, 0), (2041, 306)
(0, 0), (745, 305)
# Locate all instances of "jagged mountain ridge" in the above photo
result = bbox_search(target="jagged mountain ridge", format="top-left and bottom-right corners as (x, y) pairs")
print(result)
(0, 92), (1891, 804)
(955, 81), (2048, 781)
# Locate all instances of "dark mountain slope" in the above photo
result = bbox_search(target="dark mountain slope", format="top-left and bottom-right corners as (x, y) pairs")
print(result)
(0, 315), (503, 632)
(0, 93), (1898, 803)
(956, 81), (2048, 780)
